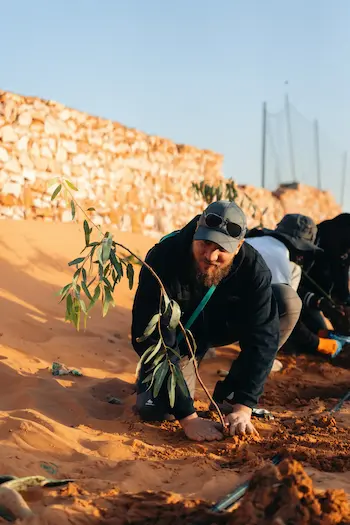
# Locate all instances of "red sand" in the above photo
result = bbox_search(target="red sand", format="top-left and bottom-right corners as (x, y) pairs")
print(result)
(0, 220), (349, 523)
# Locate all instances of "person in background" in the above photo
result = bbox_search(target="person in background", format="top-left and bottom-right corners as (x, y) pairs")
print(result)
(244, 213), (317, 349)
(131, 200), (301, 442)
(289, 213), (350, 356)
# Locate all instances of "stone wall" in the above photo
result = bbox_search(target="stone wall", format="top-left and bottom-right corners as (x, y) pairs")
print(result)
(0, 90), (342, 235)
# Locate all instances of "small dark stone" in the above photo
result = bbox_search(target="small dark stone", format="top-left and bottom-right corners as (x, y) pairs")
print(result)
(107, 396), (123, 405)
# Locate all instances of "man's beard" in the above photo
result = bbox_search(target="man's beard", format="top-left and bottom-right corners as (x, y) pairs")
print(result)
(195, 260), (232, 287)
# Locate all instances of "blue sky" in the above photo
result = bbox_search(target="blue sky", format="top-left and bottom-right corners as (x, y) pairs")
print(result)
(2, 0), (350, 210)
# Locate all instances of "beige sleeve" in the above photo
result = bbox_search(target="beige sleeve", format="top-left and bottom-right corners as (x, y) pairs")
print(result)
(290, 262), (302, 291)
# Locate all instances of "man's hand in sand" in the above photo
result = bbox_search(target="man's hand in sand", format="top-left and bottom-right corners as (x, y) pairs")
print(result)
(180, 413), (223, 442)
(225, 404), (259, 437)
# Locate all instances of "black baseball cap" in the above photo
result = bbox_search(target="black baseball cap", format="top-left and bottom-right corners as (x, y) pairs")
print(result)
(193, 200), (247, 253)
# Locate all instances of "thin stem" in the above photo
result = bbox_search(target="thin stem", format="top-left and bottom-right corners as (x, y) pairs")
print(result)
(63, 182), (104, 237)
(178, 321), (227, 432)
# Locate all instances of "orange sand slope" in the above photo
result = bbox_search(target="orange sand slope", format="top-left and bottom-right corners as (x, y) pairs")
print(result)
(0, 219), (349, 524)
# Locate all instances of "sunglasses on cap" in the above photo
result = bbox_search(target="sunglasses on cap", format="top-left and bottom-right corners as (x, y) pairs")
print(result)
(203, 212), (244, 238)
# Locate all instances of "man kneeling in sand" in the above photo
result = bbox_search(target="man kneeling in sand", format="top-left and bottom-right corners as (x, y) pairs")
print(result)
(131, 201), (301, 442)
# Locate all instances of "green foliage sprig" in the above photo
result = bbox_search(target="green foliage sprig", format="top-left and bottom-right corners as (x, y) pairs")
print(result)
(192, 178), (267, 228)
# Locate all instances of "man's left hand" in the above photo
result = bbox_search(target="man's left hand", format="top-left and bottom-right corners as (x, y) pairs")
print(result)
(225, 404), (259, 436)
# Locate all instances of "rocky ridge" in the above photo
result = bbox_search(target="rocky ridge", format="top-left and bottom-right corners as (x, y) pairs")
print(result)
(0, 90), (342, 234)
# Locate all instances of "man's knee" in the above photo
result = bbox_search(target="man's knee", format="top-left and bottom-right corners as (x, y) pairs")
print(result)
(272, 283), (302, 318)
(135, 390), (171, 422)
(272, 283), (302, 347)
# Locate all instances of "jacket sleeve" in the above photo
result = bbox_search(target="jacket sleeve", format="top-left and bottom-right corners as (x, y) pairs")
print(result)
(299, 258), (350, 308)
(225, 270), (280, 408)
(131, 243), (196, 420)
(328, 262), (350, 304)
(298, 279), (323, 310)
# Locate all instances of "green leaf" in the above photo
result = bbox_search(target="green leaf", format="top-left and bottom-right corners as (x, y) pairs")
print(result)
(162, 293), (170, 314)
(82, 268), (87, 282)
(87, 207), (95, 212)
(73, 268), (81, 280)
(101, 234), (113, 264)
(58, 283), (71, 298)
(65, 294), (73, 321)
(79, 299), (87, 315)
(70, 200), (76, 220)
(110, 250), (123, 278)
(167, 346), (181, 359)
(126, 263), (134, 290)
(65, 179), (78, 191)
(81, 281), (93, 301)
(87, 285), (101, 311)
(76, 310), (81, 331)
(68, 257), (85, 267)
(143, 360), (164, 391)
(135, 345), (162, 379)
(103, 277), (113, 290)
(168, 369), (176, 408)
(174, 366), (189, 397)
(72, 282), (81, 299)
(98, 262), (104, 281)
(141, 373), (154, 385)
(71, 297), (81, 330)
(111, 270), (119, 291)
(136, 313), (160, 343)
(153, 359), (169, 398)
(168, 300), (181, 330)
(144, 339), (162, 364)
(51, 184), (62, 201)
(89, 247), (98, 269)
(102, 287), (114, 317)
(149, 351), (167, 369)
(83, 220), (90, 246)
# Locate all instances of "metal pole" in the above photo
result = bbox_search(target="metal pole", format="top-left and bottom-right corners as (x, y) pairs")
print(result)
(340, 151), (348, 207)
(285, 94), (296, 182)
(313, 119), (322, 189)
(261, 101), (267, 188)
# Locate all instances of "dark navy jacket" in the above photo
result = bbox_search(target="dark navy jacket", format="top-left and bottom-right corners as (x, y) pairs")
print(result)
(131, 216), (280, 420)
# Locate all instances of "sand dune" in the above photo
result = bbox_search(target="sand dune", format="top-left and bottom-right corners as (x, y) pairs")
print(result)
(0, 219), (349, 523)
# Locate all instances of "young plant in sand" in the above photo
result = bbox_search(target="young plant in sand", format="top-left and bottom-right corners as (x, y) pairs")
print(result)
(49, 178), (226, 430)
(192, 179), (268, 228)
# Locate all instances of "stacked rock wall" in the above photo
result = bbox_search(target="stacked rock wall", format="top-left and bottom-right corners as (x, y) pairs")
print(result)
(0, 90), (342, 235)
